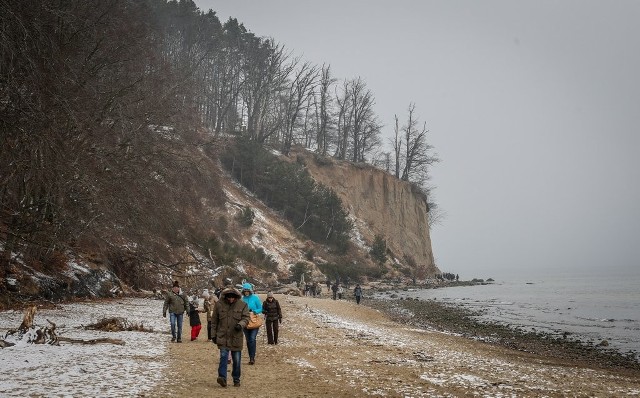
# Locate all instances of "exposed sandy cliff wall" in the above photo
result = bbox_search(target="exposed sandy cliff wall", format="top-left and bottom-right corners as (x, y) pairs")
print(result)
(296, 149), (439, 276)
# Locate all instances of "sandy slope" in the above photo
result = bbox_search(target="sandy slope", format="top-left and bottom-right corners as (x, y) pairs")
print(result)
(149, 295), (640, 398)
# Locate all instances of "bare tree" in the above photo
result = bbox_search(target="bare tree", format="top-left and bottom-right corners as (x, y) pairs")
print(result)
(281, 60), (319, 155)
(348, 77), (376, 162)
(315, 64), (337, 155)
(334, 79), (353, 159)
(399, 103), (439, 185)
(241, 38), (290, 142)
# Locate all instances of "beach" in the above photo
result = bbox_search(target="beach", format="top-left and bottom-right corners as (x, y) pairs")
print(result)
(151, 294), (640, 397)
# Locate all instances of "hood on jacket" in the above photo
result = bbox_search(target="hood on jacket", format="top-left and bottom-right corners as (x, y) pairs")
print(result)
(241, 283), (253, 293)
(221, 286), (242, 298)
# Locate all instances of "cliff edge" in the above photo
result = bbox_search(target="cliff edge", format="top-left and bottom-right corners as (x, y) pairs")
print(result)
(293, 148), (438, 276)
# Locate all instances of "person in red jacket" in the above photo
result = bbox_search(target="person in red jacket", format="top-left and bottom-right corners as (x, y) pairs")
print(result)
(188, 300), (201, 341)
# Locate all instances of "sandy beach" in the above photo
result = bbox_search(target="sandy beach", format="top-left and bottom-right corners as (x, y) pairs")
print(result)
(149, 294), (640, 397)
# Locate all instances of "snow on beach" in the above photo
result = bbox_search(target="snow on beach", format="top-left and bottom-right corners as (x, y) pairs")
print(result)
(0, 298), (167, 397)
(2, 296), (639, 397)
(283, 297), (640, 397)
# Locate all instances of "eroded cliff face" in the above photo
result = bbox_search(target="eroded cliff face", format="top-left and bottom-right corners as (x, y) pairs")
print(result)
(296, 149), (439, 276)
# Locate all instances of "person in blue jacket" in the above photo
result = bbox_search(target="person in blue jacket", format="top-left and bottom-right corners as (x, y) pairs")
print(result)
(240, 282), (263, 365)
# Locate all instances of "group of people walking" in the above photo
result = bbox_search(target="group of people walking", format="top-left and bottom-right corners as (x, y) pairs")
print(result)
(163, 278), (361, 388)
(162, 279), (282, 388)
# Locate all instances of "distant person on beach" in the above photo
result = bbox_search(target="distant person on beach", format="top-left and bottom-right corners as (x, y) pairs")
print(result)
(211, 286), (250, 388)
(162, 281), (189, 343)
(337, 284), (344, 300)
(188, 299), (202, 341)
(262, 291), (282, 344)
(331, 282), (338, 300)
(241, 283), (263, 365)
(203, 290), (218, 340)
(353, 284), (363, 304)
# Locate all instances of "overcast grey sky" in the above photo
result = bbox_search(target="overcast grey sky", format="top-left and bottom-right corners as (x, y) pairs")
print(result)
(195, 0), (640, 279)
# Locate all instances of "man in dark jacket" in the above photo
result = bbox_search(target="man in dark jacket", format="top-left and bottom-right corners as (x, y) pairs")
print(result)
(331, 282), (338, 300)
(262, 291), (282, 344)
(353, 284), (363, 305)
(211, 286), (250, 388)
(162, 281), (189, 342)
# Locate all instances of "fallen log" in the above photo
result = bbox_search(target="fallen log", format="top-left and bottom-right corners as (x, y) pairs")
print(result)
(57, 336), (125, 346)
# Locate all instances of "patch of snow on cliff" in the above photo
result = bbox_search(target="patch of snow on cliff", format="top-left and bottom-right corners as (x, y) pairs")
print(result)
(63, 258), (91, 280)
(347, 213), (370, 250)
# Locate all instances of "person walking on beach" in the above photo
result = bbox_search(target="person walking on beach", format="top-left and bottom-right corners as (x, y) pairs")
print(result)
(331, 282), (338, 300)
(353, 284), (363, 305)
(262, 291), (282, 344)
(211, 286), (250, 388)
(337, 284), (344, 300)
(203, 290), (217, 340)
(241, 283), (263, 365)
(162, 281), (189, 343)
(188, 299), (202, 341)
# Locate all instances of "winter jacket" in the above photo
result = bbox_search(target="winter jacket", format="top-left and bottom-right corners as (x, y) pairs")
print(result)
(262, 298), (282, 322)
(163, 290), (189, 316)
(211, 287), (250, 351)
(188, 303), (201, 327)
(354, 286), (362, 297)
(241, 283), (263, 314)
(203, 296), (218, 322)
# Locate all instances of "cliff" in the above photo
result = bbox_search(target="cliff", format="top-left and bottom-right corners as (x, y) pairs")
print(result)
(293, 148), (439, 276)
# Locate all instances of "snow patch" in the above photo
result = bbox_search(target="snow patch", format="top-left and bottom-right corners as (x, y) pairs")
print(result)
(0, 298), (168, 397)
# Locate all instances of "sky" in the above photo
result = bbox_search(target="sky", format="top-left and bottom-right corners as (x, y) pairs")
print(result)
(194, 0), (640, 280)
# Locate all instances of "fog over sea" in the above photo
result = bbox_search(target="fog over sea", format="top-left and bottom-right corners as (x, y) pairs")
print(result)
(390, 269), (640, 361)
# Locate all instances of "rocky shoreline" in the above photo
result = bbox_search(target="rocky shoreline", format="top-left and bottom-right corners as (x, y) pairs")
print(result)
(365, 294), (640, 372)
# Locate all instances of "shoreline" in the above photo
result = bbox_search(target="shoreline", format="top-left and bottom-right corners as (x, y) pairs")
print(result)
(361, 295), (640, 372)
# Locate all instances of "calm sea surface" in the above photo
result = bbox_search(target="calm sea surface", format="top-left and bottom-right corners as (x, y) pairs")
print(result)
(386, 274), (640, 360)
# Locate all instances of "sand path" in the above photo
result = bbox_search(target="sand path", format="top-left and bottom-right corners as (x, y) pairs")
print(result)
(149, 294), (640, 397)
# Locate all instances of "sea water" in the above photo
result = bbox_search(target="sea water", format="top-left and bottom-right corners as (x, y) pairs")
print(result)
(388, 273), (640, 360)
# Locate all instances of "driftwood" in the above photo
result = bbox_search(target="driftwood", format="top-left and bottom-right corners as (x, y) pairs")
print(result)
(19, 306), (37, 332)
(0, 339), (15, 348)
(85, 317), (152, 332)
(33, 319), (59, 345)
(57, 336), (125, 346)
(4, 307), (127, 346)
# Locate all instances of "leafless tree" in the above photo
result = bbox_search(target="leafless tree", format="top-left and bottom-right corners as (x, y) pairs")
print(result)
(281, 60), (319, 155)
(242, 38), (290, 142)
(399, 103), (439, 185)
(315, 64), (337, 155)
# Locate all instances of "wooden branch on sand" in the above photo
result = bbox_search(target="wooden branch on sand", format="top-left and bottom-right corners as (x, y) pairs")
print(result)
(19, 305), (37, 332)
(6, 307), (125, 346)
(57, 336), (125, 346)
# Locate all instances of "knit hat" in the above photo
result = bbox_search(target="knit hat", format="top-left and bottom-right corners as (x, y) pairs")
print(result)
(172, 281), (180, 288)
(267, 291), (273, 298)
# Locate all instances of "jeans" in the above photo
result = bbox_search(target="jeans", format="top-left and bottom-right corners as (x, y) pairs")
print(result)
(169, 312), (184, 340)
(218, 348), (241, 383)
(243, 327), (259, 360)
